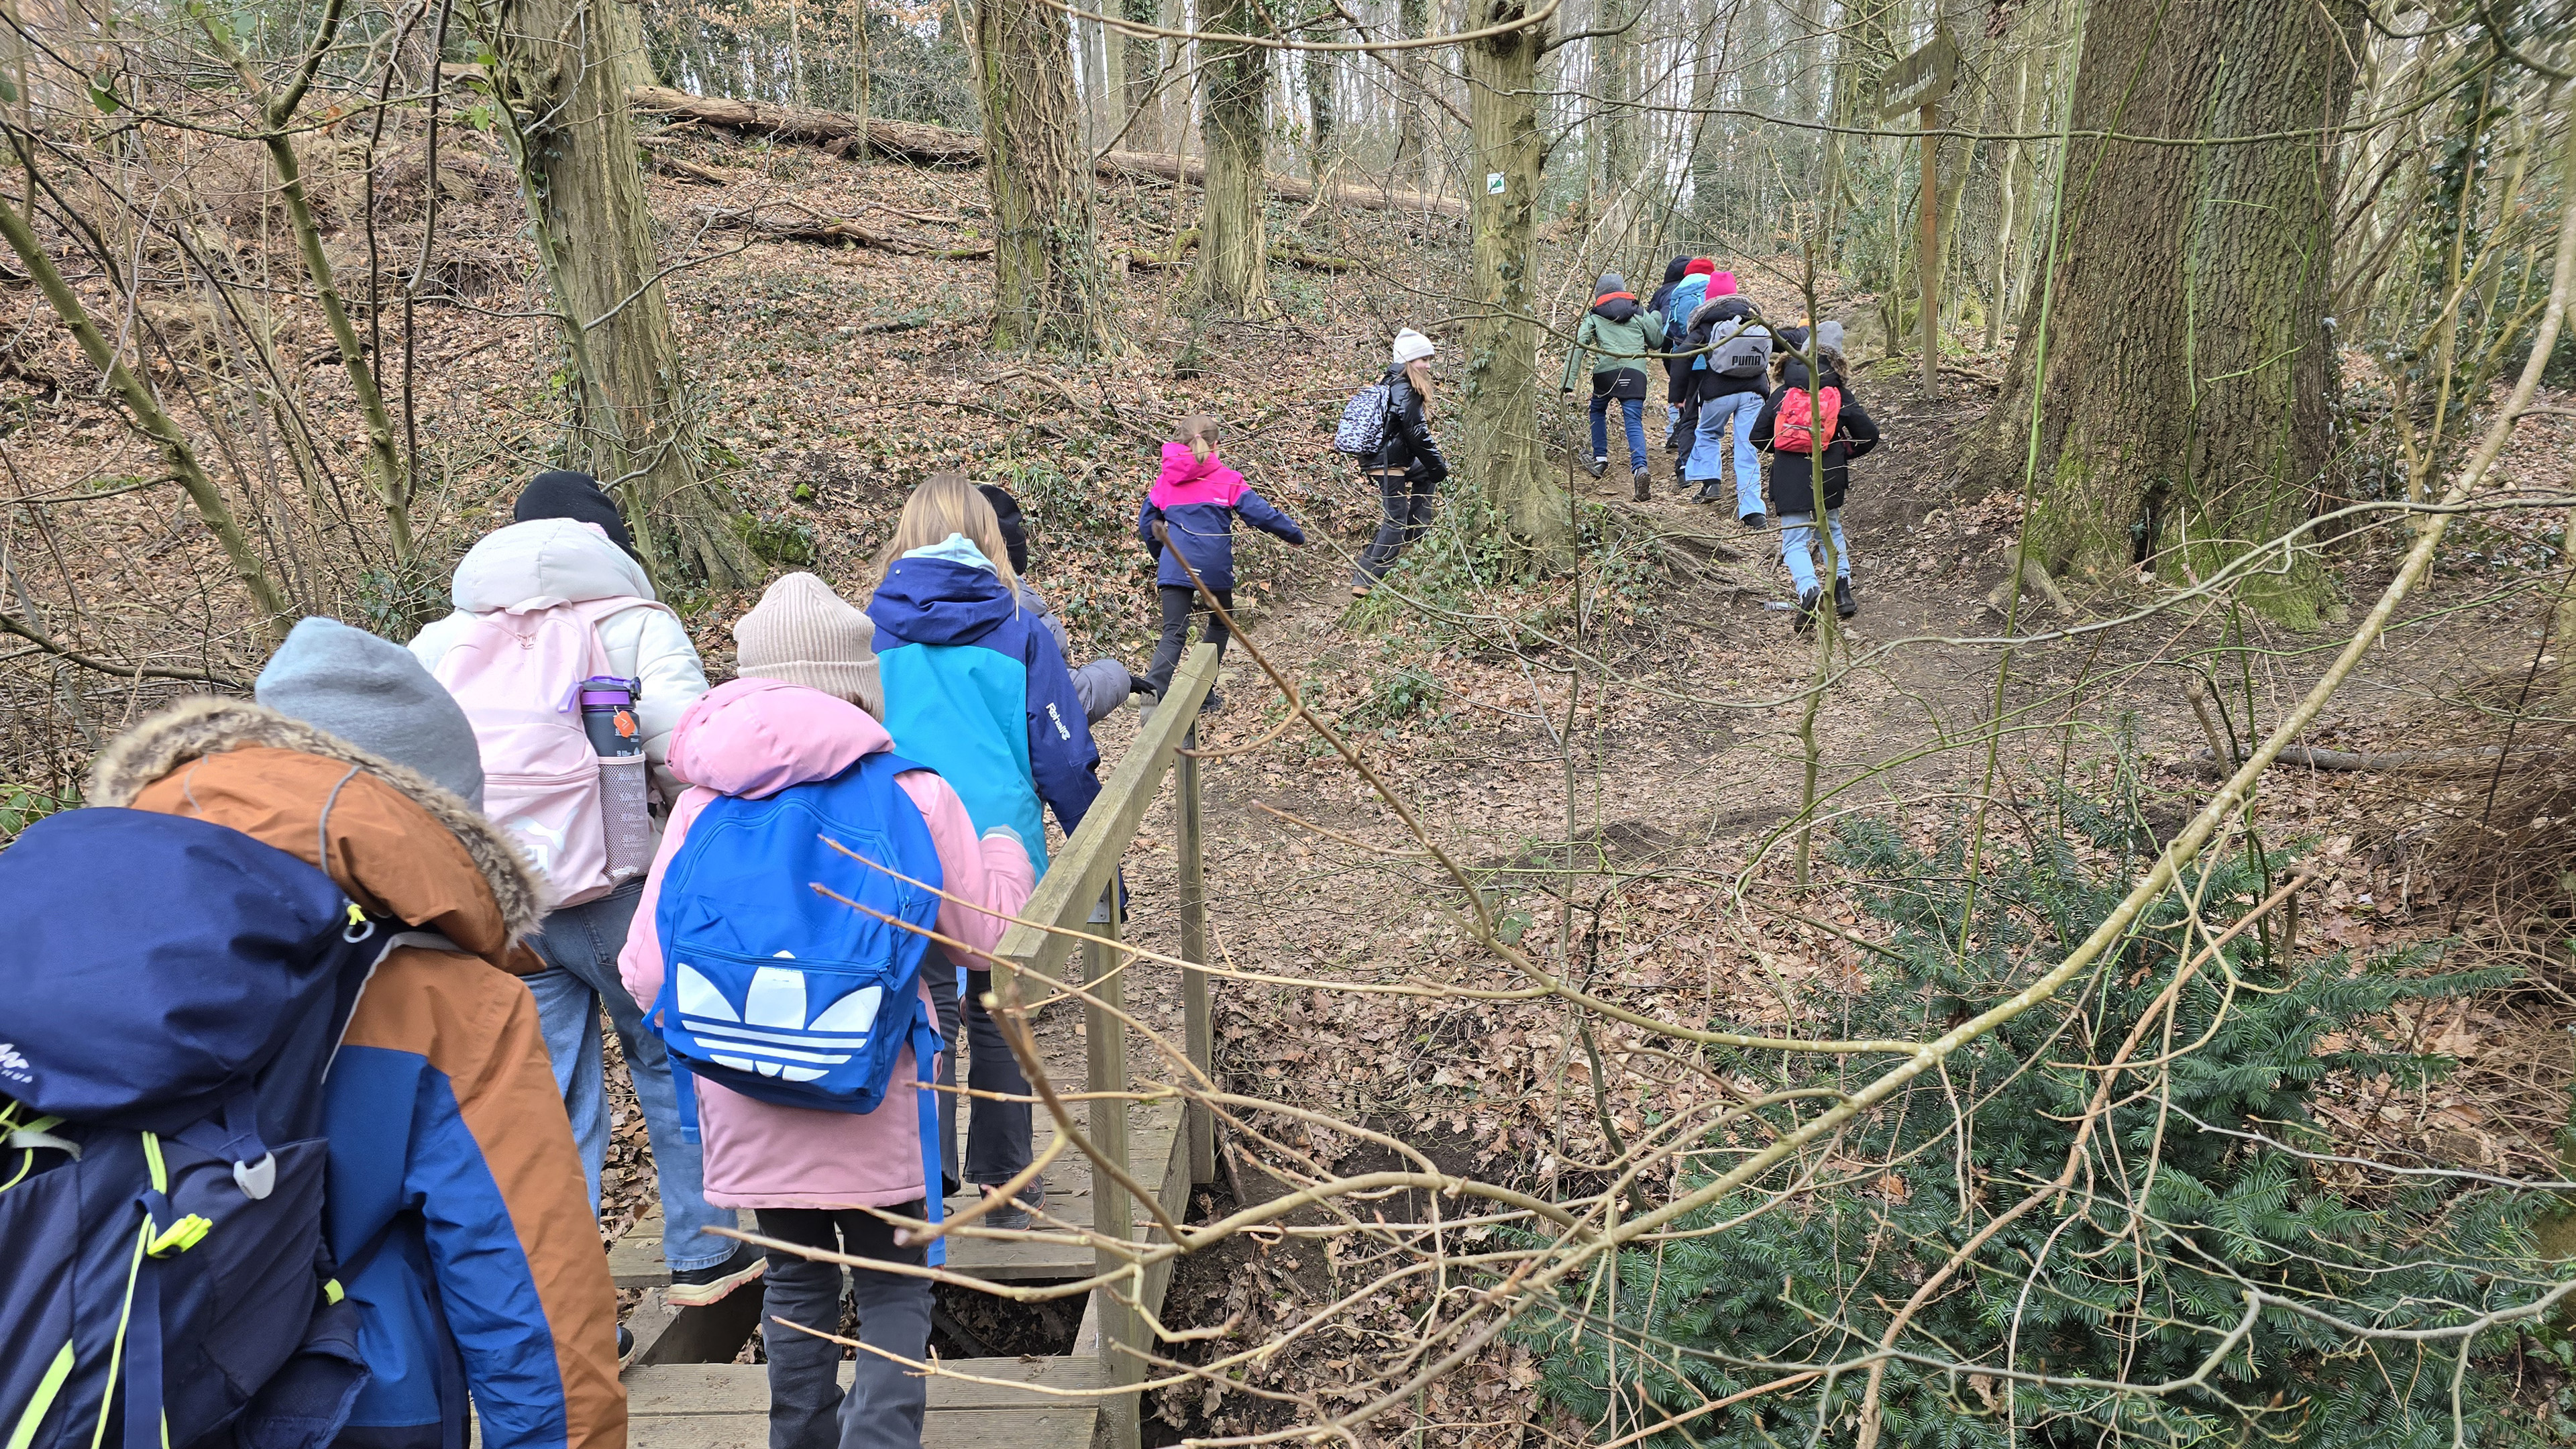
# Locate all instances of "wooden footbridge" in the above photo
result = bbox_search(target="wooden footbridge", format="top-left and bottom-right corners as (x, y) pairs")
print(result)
(616, 645), (1222, 1449)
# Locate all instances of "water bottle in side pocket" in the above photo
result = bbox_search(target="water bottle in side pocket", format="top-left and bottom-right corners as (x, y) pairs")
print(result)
(581, 676), (653, 879)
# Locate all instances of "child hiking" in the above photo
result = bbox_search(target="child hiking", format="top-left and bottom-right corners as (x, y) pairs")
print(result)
(1751, 322), (1880, 629)
(1559, 272), (1668, 500)
(406, 477), (755, 1314)
(618, 600), (1036, 1449)
(866, 474), (1099, 1230)
(9, 619), (623, 1449)
(1350, 328), (1450, 596)
(1138, 415), (1306, 712)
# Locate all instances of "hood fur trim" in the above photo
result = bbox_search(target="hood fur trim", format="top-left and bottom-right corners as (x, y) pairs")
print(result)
(88, 696), (555, 938)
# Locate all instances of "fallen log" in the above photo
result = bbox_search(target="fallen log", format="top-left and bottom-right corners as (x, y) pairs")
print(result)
(629, 85), (1464, 218)
(1097, 149), (1462, 219)
(631, 85), (986, 165)
(693, 203), (994, 259)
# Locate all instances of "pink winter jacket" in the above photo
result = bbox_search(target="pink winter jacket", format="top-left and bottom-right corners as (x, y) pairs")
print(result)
(617, 677), (1036, 1209)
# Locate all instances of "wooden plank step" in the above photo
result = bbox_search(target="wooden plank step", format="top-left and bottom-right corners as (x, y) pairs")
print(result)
(611, 1102), (1183, 1289)
(626, 1358), (1102, 1449)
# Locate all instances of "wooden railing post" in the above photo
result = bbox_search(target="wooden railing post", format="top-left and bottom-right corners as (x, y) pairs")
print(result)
(1177, 723), (1214, 1187)
(1085, 885), (1140, 1449)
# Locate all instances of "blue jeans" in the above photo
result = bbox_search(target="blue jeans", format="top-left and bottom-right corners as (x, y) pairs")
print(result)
(1588, 394), (1648, 469)
(1779, 511), (1850, 596)
(526, 880), (733, 1273)
(1687, 388), (1766, 518)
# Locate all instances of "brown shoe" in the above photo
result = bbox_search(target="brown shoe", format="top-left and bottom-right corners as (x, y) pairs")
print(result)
(1631, 471), (1651, 502)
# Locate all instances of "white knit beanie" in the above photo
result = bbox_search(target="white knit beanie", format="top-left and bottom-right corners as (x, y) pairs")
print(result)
(1391, 328), (1436, 366)
(732, 573), (885, 718)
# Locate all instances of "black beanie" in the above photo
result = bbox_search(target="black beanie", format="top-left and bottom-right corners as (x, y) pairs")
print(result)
(978, 484), (1030, 575)
(515, 470), (641, 561)
(1663, 256), (1691, 284)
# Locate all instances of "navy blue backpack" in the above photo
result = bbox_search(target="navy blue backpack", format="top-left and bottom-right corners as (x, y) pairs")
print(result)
(1, 809), (391, 1449)
(651, 751), (951, 1259)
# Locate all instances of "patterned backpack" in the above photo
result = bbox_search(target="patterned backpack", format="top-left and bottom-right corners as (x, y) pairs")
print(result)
(1331, 381), (1394, 457)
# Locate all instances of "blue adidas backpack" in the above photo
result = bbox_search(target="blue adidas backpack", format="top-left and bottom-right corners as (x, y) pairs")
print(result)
(651, 751), (951, 1258)
(1, 809), (391, 1449)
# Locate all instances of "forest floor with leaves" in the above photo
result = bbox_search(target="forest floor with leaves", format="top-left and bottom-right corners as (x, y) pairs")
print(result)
(7, 117), (2575, 1440)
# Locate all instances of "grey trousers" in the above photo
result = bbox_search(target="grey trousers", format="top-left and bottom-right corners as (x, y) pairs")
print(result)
(756, 1205), (932, 1449)
(1353, 470), (1439, 586)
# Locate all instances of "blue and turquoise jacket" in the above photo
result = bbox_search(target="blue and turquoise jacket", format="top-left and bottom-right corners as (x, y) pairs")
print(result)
(867, 537), (1102, 877)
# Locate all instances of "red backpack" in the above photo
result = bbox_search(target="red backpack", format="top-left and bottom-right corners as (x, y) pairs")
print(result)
(1772, 386), (1841, 454)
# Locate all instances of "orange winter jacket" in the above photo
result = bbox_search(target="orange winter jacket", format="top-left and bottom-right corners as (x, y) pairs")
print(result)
(88, 699), (623, 1449)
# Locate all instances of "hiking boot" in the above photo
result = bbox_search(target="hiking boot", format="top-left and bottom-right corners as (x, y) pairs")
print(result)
(667, 1241), (766, 1308)
(1631, 470), (1652, 502)
(1691, 485), (1727, 506)
(1587, 455), (1607, 478)
(1834, 577), (1858, 619)
(977, 1175), (1045, 1231)
(1794, 588), (1823, 634)
(1740, 512), (1767, 531)
(1201, 688), (1226, 716)
(618, 1324), (635, 1369)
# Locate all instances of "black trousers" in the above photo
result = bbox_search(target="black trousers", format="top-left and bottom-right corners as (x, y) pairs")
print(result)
(1145, 584), (1231, 698)
(1353, 470), (1440, 586)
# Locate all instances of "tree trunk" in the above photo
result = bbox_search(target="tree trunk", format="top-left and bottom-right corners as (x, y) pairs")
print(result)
(1460, 0), (1566, 568)
(1120, 0), (1160, 151)
(1303, 25), (1334, 157)
(1953, 0), (2363, 624)
(1195, 0), (1272, 315)
(1593, 0), (1635, 214)
(1390, 0), (1431, 191)
(490, 0), (756, 588)
(971, 0), (1112, 350)
(597, 0), (657, 95)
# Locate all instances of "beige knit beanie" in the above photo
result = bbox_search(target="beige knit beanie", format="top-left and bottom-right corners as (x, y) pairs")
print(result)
(732, 573), (885, 718)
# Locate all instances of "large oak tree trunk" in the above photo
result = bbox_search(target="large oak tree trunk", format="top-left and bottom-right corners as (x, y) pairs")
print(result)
(492, 0), (755, 587)
(1194, 0), (1271, 314)
(1460, 0), (1567, 569)
(971, 0), (1111, 350)
(1953, 0), (2361, 624)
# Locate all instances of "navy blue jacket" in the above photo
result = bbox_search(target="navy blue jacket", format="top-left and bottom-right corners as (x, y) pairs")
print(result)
(1136, 443), (1305, 591)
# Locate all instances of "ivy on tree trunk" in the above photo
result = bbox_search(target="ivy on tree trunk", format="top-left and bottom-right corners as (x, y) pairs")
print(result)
(1461, 0), (1568, 571)
(488, 0), (757, 588)
(1957, 0), (2364, 625)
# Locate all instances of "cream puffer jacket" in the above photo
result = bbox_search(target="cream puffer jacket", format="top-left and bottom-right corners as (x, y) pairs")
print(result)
(409, 518), (710, 804)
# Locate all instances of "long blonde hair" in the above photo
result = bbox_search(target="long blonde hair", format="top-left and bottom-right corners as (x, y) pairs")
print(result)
(1403, 357), (1435, 418)
(878, 472), (1022, 598)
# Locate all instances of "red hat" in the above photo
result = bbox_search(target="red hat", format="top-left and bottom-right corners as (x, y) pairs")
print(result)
(1707, 271), (1739, 297)
(1683, 258), (1717, 278)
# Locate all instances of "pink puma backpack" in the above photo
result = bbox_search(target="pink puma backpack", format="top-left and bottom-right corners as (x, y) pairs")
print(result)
(432, 596), (667, 906)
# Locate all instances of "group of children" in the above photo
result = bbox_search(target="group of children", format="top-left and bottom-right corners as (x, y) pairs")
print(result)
(1566, 258), (1881, 628)
(0, 442), (1310, 1449)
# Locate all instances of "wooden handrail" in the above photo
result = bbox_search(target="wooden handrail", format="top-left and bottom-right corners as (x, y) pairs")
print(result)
(991, 641), (1218, 1449)
(989, 640), (1217, 979)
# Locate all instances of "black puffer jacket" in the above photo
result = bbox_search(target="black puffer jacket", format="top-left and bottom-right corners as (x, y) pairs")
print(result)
(1644, 256), (1690, 330)
(1750, 357), (1878, 516)
(1360, 367), (1449, 484)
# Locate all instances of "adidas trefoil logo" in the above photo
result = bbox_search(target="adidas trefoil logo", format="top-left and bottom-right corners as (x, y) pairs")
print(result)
(0, 1043), (31, 1084)
(675, 951), (881, 1083)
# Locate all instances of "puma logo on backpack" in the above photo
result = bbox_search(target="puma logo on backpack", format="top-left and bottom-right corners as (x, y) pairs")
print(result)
(1773, 386), (1842, 454)
(1706, 317), (1774, 378)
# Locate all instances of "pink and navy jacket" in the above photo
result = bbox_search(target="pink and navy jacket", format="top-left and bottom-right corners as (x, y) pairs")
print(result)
(618, 678), (1036, 1208)
(1136, 442), (1305, 591)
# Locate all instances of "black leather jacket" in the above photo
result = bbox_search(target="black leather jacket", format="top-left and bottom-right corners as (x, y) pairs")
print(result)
(1360, 368), (1450, 484)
